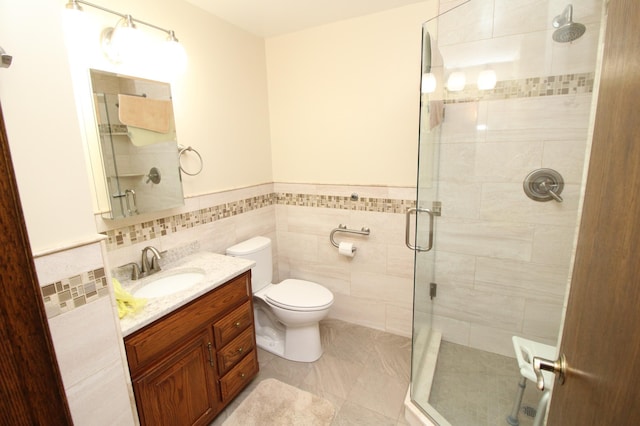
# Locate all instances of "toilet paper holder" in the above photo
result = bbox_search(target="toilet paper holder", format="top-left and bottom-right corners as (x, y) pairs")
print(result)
(329, 224), (371, 248)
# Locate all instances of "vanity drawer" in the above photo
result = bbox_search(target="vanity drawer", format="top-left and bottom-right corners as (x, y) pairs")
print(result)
(213, 301), (253, 348)
(217, 326), (255, 375)
(125, 272), (251, 373)
(219, 349), (259, 401)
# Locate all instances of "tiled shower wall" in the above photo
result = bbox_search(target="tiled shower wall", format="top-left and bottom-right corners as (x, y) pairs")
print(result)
(433, 92), (593, 356)
(428, 0), (604, 356)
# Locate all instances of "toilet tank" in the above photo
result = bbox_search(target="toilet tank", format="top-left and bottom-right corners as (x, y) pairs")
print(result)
(226, 236), (272, 292)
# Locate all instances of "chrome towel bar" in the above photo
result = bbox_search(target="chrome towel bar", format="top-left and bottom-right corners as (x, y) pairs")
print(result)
(330, 224), (370, 248)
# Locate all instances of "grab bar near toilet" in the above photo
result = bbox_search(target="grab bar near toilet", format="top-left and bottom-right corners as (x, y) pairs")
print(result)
(329, 224), (370, 248)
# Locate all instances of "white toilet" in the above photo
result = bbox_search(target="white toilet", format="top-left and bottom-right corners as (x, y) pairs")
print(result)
(226, 236), (334, 362)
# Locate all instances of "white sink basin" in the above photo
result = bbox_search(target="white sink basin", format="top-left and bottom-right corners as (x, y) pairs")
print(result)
(134, 270), (206, 298)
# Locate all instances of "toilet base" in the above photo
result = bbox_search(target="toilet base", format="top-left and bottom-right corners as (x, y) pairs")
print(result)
(254, 307), (324, 362)
(256, 332), (285, 358)
(284, 323), (323, 362)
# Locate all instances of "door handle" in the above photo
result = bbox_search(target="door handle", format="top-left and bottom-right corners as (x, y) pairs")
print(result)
(405, 207), (434, 252)
(533, 354), (567, 391)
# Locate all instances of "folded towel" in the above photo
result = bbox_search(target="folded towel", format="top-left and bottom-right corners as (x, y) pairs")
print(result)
(429, 100), (445, 130)
(118, 94), (173, 133)
(128, 126), (176, 147)
(112, 278), (147, 319)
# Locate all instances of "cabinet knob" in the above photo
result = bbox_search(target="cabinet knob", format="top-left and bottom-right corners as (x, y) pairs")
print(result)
(240, 372), (246, 378)
(237, 347), (244, 354)
(234, 321), (241, 328)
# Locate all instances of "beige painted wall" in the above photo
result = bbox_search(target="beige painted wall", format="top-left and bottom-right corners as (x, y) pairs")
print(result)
(0, 1), (97, 252)
(0, 0), (274, 251)
(266, 2), (436, 187)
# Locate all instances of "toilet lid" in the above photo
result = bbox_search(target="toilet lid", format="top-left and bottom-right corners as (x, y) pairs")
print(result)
(265, 279), (334, 311)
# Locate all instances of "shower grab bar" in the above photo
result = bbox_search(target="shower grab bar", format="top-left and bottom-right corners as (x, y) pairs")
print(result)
(405, 207), (434, 252)
(329, 224), (370, 248)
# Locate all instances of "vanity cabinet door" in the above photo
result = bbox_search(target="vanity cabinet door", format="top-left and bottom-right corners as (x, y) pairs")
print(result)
(132, 329), (219, 426)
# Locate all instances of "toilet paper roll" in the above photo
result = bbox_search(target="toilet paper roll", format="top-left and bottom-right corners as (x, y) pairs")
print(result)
(338, 242), (355, 258)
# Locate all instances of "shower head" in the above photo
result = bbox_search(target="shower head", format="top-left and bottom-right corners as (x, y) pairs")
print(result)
(553, 22), (586, 43)
(552, 4), (586, 43)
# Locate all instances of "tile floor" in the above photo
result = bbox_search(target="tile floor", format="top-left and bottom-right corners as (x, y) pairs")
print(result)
(211, 319), (412, 425)
(211, 320), (544, 426)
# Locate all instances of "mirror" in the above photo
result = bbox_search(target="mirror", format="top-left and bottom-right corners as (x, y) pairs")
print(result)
(89, 69), (184, 219)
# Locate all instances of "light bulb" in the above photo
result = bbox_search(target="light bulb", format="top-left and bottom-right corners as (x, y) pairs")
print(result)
(477, 70), (497, 90)
(165, 32), (187, 74)
(446, 72), (466, 92)
(421, 73), (437, 93)
(102, 15), (145, 64)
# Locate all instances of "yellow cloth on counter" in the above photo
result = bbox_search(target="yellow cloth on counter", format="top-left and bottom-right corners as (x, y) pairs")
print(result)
(113, 278), (147, 319)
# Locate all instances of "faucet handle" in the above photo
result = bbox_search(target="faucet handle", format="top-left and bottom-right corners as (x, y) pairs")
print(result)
(151, 256), (162, 272)
(124, 262), (141, 280)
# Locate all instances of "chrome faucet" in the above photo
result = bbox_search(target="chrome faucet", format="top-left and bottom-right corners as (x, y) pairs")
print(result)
(141, 246), (163, 276)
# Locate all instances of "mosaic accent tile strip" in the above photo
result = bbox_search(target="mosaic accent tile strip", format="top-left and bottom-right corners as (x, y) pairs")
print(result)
(277, 193), (416, 213)
(443, 72), (595, 104)
(41, 267), (109, 319)
(105, 193), (277, 249)
(98, 123), (128, 134)
(104, 192), (416, 251)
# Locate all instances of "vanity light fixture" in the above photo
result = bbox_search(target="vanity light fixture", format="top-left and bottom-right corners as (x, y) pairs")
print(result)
(64, 0), (186, 67)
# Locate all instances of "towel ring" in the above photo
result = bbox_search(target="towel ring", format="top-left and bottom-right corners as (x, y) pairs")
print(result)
(178, 145), (203, 176)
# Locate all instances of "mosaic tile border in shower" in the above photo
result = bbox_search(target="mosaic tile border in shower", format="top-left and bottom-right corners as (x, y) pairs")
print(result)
(104, 192), (415, 250)
(98, 123), (128, 134)
(41, 267), (109, 319)
(443, 72), (595, 104)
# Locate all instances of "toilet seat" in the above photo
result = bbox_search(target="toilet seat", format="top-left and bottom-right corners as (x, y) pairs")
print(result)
(265, 279), (334, 312)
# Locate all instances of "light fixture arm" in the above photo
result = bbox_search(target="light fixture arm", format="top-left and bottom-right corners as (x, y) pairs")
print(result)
(66, 0), (175, 38)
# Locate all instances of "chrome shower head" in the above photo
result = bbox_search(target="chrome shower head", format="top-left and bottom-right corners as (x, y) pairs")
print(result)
(553, 22), (586, 42)
(552, 4), (586, 43)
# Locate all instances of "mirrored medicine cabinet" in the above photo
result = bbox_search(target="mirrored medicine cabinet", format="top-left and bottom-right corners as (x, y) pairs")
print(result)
(88, 69), (184, 219)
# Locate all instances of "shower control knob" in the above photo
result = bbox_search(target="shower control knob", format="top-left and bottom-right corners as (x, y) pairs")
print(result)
(523, 168), (565, 203)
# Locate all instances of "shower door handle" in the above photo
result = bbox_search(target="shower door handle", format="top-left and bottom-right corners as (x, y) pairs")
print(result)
(405, 207), (434, 252)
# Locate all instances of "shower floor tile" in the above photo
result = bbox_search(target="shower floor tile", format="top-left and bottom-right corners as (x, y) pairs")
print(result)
(429, 341), (543, 426)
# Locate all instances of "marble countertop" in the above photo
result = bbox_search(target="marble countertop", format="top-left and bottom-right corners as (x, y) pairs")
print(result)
(119, 252), (254, 337)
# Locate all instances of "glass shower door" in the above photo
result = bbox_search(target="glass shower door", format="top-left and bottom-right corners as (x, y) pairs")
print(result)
(409, 23), (443, 417)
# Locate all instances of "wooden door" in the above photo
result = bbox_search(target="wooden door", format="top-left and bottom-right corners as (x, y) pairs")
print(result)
(133, 329), (220, 426)
(546, 0), (640, 424)
(0, 104), (73, 423)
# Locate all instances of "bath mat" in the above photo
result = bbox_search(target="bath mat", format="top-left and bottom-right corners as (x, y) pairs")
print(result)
(222, 378), (335, 426)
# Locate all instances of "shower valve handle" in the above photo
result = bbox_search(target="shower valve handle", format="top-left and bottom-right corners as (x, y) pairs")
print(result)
(540, 180), (563, 202)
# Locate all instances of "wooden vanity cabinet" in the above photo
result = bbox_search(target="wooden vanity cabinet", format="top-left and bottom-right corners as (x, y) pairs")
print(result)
(124, 271), (259, 426)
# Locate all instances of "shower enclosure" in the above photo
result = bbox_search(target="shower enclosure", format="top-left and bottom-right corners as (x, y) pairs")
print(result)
(408, 0), (605, 424)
